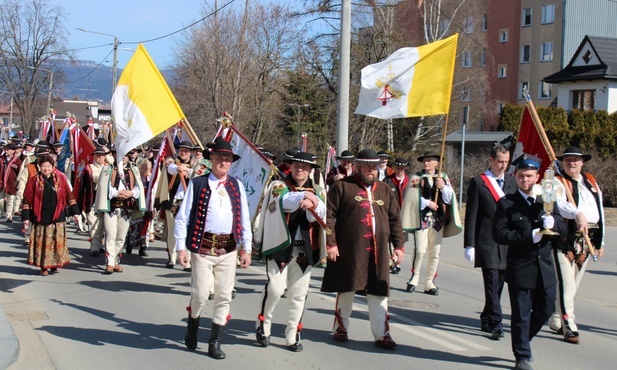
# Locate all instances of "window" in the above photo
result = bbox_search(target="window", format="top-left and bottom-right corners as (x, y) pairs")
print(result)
(482, 14), (488, 32)
(498, 64), (507, 78)
(497, 102), (505, 114)
(522, 8), (532, 26)
(541, 42), (553, 61)
(542, 4), (555, 24)
(480, 49), (486, 66)
(521, 45), (531, 63)
(461, 86), (471, 101)
(499, 29), (509, 43)
(439, 19), (451, 36)
(463, 16), (474, 33)
(520, 82), (529, 99)
(572, 90), (595, 111)
(462, 50), (472, 68)
(479, 83), (485, 99)
(540, 81), (552, 99)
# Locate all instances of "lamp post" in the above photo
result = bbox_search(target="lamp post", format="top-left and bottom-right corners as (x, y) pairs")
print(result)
(290, 103), (309, 148)
(77, 28), (119, 97)
(27, 66), (53, 115)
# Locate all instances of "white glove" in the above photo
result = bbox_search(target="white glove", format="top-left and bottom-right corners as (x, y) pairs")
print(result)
(542, 215), (554, 230)
(532, 228), (543, 243)
(464, 246), (475, 263)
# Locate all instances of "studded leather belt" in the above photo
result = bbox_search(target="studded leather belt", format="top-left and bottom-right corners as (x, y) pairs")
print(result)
(199, 232), (236, 256)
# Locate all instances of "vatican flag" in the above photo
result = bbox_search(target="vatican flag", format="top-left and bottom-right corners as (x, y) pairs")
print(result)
(111, 44), (185, 166)
(355, 34), (458, 119)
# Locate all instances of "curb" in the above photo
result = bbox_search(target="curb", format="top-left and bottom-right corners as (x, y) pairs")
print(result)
(0, 306), (18, 369)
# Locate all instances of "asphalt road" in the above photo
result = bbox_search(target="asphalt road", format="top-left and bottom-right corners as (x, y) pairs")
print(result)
(1, 220), (616, 370)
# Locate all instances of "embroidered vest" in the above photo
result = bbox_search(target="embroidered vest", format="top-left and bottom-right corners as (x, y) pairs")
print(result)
(185, 175), (243, 253)
(557, 173), (603, 248)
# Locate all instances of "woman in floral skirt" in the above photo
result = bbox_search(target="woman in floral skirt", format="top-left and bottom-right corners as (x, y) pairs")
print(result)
(22, 155), (80, 276)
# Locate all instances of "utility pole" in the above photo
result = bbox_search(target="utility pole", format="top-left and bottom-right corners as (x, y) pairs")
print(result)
(336, 0), (351, 153)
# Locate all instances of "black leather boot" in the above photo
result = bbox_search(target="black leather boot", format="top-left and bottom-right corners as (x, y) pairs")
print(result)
(184, 315), (200, 350)
(208, 323), (226, 359)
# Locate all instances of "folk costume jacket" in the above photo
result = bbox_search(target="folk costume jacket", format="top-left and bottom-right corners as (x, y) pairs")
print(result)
(401, 171), (462, 236)
(321, 174), (405, 296)
(463, 172), (517, 269)
(493, 192), (567, 289)
(2, 155), (22, 195)
(94, 164), (146, 216)
(556, 173), (605, 249)
(77, 162), (105, 213)
(22, 169), (79, 224)
(253, 177), (326, 266)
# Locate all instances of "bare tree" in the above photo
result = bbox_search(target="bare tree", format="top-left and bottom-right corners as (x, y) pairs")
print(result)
(0, 0), (71, 136)
(172, 1), (300, 146)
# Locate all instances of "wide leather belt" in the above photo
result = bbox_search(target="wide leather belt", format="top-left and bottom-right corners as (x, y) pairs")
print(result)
(199, 232), (236, 256)
(110, 198), (128, 209)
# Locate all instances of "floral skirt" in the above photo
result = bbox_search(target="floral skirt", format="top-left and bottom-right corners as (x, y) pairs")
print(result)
(27, 222), (70, 269)
(124, 216), (149, 250)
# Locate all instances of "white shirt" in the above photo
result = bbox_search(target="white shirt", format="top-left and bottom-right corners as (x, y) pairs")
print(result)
(108, 167), (140, 199)
(174, 172), (252, 252)
(282, 191), (327, 240)
(168, 161), (193, 200)
(555, 174), (600, 223)
(420, 173), (453, 210)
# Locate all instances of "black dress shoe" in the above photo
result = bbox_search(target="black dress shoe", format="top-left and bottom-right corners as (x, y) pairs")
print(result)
(424, 288), (439, 296)
(166, 262), (175, 269)
(287, 342), (303, 352)
(90, 251), (100, 257)
(139, 249), (148, 257)
(406, 284), (415, 293)
(126, 247), (133, 255)
(490, 327), (504, 340)
(480, 324), (492, 333)
(280, 288), (288, 298)
(256, 328), (269, 347)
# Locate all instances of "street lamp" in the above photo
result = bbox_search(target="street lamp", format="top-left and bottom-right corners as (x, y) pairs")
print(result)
(27, 66), (53, 115)
(290, 103), (309, 147)
(77, 28), (119, 98)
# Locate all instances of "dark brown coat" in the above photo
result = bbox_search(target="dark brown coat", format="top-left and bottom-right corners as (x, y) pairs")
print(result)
(321, 175), (405, 296)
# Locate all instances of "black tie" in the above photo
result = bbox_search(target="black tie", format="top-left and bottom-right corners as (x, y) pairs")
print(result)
(527, 196), (535, 205)
(496, 179), (504, 189)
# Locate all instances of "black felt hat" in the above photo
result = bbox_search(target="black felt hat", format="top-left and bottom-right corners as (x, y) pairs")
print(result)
(417, 151), (441, 162)
(288, 151), (320, 168)
(177, 140), (194, 150)
(557, 146), (591, 162)
(336, 150), (355, 160)
(203, 138), (240, 162)
(354, 149), (381, 165)
(392, 157), (410, 167)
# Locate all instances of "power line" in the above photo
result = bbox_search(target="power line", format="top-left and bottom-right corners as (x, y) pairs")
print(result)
(65, 48), (114, 84)
(122, 0), (237, 45)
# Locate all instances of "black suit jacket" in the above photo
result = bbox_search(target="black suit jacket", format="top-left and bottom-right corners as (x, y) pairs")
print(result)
(464, 173), (517, 269)
(492, 191), (567, 290)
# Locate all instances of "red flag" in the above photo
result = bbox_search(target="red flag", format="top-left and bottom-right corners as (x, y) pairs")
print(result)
(511, 105), (551, 177)
(72, 125), (96, 188)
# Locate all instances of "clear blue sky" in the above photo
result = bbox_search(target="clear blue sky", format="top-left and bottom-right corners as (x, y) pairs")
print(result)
(63, 0), (300, 70)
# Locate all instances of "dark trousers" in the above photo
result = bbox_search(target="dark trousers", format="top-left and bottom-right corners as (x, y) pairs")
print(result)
(480, 267), (506, 330)
(508, 280), (556, 360)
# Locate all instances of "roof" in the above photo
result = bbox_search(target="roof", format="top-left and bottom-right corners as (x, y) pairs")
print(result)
(545, 35), (617, 83)
(445, 130), (513, 144)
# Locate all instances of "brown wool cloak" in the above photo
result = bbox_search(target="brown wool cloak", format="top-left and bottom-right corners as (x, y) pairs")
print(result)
(321, 175), (405, 296)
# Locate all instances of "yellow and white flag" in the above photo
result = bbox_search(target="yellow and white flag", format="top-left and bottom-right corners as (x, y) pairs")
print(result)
(111, 44), (185, 165)
(355, 34), (458, 119)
